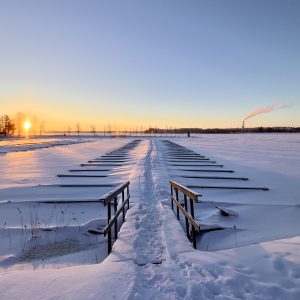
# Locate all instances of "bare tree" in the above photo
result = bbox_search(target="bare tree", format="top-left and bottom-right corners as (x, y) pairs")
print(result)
(15, 112), (25, 137)
(68, 126), (71, 136)
(107, 123), (111, 136)
(0, 115), (15, 136)
(32, 116), (39, 136)
(39, 120), (46, 136)
(75, 122), (81, 136)
(90, 125), (96, 136)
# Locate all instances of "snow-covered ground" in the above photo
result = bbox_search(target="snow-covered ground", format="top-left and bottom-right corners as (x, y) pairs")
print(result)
(163, 134), (300, 251)
(0, 134), (299, 299)
(0, 138), (144, 269)
(0, 137), (90, 154)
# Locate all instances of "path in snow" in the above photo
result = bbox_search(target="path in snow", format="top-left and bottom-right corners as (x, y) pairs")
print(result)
(124, 139), (189, 299)
(133, 139), (165, 265)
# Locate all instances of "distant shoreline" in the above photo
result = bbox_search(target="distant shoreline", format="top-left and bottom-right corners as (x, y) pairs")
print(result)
(1, 127), (300, 140)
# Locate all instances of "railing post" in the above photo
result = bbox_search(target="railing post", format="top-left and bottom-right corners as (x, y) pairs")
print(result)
(190, 197), (196, 249)
(184, 194), (190, 240)
(127, 185), (130, 210)
(114, 196), (118, 240)
(108, 229), (112, 254)
(189, 197), (195, 219)
(175, 188), (180, 220)
(107, 201), (112, 253)
(107, 201), (111, 224)
(122, 190), (125, 222)
(103, 181), (130, 255)
(170, 184), (174, 210)
(169, 180), (199, 250)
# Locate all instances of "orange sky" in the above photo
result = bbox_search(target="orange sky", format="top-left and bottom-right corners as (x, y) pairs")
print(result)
(1, 93), (298, 132)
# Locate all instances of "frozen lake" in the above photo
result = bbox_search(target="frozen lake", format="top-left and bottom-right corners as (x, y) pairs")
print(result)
(0, 134), (300, 299)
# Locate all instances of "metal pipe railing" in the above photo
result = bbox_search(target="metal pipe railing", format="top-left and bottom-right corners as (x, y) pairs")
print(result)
(100, 181), (130, 254)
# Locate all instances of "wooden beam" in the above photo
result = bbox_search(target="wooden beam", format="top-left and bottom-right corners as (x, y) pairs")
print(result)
(88, 160), (127, 163)
(187, 185), (269, 191)
(57, 174), (108, 178)
(69, 169), (110, 172)
(169, 180), (200, 201)
(58, 184), (117, 188)
(103, 195), (130, 235)
(168, 159), (215, 162)
(170, 194), (200, 232)
(180, 175), (248, 180)
(100, 181), (130, 206)
(80, 163), (122, 166)
(169, 164), (224, 167)
(177, 169), (234, 173)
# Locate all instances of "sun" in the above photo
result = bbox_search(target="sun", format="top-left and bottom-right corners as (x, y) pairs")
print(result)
(24, 120), (31, 130)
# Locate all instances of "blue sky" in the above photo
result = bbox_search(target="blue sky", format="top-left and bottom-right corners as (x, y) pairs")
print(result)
(0, 0), (299, 129)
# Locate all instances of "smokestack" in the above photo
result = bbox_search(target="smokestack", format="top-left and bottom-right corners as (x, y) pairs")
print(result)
(242, 120), (245, 129)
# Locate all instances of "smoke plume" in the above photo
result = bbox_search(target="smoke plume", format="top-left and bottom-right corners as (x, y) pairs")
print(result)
(244, 104), (291, 121)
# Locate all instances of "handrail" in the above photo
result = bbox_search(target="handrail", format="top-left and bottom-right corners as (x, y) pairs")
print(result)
(100, 181), (130, 206)
(169, 180), (200, 201)
(100, 181), (130, 254)
(103, 195), (129, 235)
(169, 180), (200, 249)
(170, 194), (200, 232)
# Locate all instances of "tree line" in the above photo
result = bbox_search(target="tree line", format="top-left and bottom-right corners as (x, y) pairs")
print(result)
(0, 115), (15, 136)
(145, 127), (300, 134)
(0, 113), (46, 137)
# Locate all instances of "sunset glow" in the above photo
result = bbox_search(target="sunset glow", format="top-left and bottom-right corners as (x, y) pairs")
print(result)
(0, 1), (299, 131)
(23, 120), (31, 130)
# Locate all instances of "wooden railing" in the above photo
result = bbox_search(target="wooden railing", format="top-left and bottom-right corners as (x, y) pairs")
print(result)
(169, 180), (201, 249)
(100, 181), (130, 254)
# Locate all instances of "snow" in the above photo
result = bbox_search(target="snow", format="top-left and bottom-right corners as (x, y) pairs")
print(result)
(0, 138), (130, 188)
(167, 134), (300, 251)
(0, 138), (140, 269)
(0, 138), (88, 154)
(0, 134), (300, 299)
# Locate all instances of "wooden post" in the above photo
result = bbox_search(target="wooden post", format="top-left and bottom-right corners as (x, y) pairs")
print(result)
(107, 201), (111, 223)
(175, 188), (180, 220)
(122, 190), (125, 222)
(190, 197), (196, 249)
(127, 185), (130, 210)
(190, 198), (195, 219)
(114, 196), (118, 240)
(192, 227), (196, 249)
(171, 184), (174, 210)
(108, 230), (112, 254)
(184, 194), (190, 240)
(101, 181), (130, 254)
(107, 201), (112, 253)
